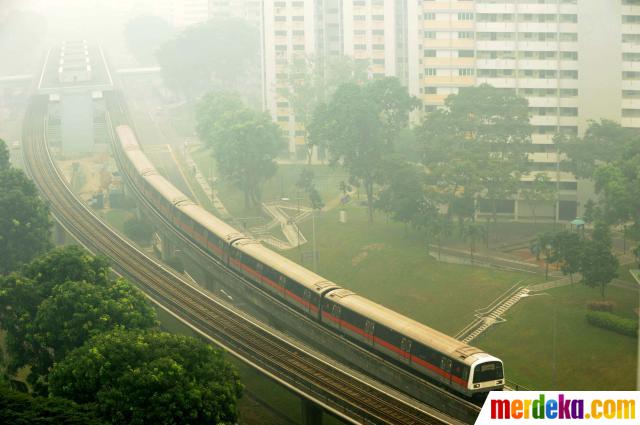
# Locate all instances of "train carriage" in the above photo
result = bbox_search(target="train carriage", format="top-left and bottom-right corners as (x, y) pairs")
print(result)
(231, 240), (340, 320)
(113, 123), (506, 397)
(323, 290), (504, 396)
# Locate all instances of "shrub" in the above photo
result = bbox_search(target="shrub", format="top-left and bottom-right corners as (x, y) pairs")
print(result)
(587, 300), (615, 313)
(586, 311), (638, 338)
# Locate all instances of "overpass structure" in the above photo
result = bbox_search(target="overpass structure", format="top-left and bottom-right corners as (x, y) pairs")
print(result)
(20, 48), (483, 425)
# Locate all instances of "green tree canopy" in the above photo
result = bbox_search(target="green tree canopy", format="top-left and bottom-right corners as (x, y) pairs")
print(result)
(553, 230), (583, 284)
(196, 93), (286, 209)
(0, 383), (105, 425)
(0, 247), (156, 394)
(0, 168), (52, 275)
(157, 19), (260, 98)
(50, 329), (243, 425)
(308, 77), (419, 222)
(0, 138), (9, 170)
(561, 119), (637, 179)
(124, 15), (174, 65)
(416, 84), (531, 224)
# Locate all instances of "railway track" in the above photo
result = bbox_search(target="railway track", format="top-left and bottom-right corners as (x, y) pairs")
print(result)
(22, 94), (463, 425)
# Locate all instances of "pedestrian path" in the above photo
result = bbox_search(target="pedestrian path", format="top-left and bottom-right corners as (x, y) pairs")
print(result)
(455, 284), (530, 344)
(183, 148), (232, 220)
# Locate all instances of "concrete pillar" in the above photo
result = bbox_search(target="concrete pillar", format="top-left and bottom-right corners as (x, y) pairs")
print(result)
(300, 398), (322, 425)
(160, 233), (174, 261)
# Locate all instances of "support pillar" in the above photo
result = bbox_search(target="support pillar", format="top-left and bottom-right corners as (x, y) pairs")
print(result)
(54, 221), (67, 246)
(300, 398), (323, 425)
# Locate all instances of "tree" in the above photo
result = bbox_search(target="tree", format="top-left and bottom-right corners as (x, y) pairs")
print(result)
(50, 329), (243, 425)
(157, 19), (260, 99)
(520, 173), (554, 223)
(374, 159), (428, 228)
(285, 55), (368, 161)
(0, 384), (106, 425)
(196, 95), (286, 209)
(124, 15), (174, 65)
(308, 77), (419, 222)
(530, 232), (557, 280)
(580, 221), (618, 298)
(562, 119), (636, 179)
(296, 169), (324, 210)
(462, 222), (486, 264)
(417, 84), (531, 229)
(0, 138), (9, 170)
(553, 230), (583, 284)
(581, 240), (618, 299)
(0, 10), (46, 75)
(0, 247), (156, 394)
(0, 168), (52, 275)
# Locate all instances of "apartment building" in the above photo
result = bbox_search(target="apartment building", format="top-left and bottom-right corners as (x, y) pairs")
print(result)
(258, 1), (638, 220)
(263, 0), (416, 159)
(412, 0), (640, 221)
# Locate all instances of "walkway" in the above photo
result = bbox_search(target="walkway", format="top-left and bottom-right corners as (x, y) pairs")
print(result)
(183, 148), (232, 220)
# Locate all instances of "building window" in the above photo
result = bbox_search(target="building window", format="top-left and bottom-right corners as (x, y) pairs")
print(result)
(424, 13), (435, 20)
(425, 68), (437, 76)
(458, 50), (474, 58)
(459, 68), (474, 76)
(424, 31), (436, 39)
(424, 50), (436, 57)
(458, 31), (474, 39)
(458, 12), (474, 20)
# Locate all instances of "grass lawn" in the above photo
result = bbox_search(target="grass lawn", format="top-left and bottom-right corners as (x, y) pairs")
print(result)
(190, 147), (347, 219)
(477, 283), (638, 390)
(283, 205), (543, 335)
(280, 204), (638, 390)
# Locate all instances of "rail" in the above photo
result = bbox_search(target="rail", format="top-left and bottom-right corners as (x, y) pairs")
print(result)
(22, 94), (464, 425)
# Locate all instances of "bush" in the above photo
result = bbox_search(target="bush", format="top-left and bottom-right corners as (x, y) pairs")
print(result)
(587, 300), (615, 313)
(586, 311), (638, 338)
(123, 217), (154, 245)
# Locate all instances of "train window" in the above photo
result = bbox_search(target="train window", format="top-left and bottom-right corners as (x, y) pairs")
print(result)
(440, 357), (452, 372)
(331, 304), (341, 317)
(256, 263), (263, 272)
(365, 320), (375, 335)
(400, 337), (412, 353)
(303, 289), (311, 300)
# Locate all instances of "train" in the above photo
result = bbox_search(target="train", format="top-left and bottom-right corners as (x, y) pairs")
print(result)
(114, 125), (505, 397)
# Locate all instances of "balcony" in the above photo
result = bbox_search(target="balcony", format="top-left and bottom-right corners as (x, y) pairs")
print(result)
(527, 97), (559, 108)
(475, 22), (517, 33)
(531, 115), (559, 126)
(476, 59), (516, 69)
(475, 77), (516, 88)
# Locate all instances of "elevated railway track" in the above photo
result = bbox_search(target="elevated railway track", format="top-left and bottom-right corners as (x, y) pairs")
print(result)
(22, 94), (468, 425)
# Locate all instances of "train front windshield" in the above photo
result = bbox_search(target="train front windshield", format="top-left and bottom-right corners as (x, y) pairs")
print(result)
(473, 361), (503, 383)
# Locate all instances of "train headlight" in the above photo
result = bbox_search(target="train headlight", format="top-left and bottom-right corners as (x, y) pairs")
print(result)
(497, 380), (503, 384)
(473, 384), (480, 389)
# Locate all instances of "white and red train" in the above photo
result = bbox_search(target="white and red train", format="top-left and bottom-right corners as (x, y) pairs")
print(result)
(114, 125), (505, 397)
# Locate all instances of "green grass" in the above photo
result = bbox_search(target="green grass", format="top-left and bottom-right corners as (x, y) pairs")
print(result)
(283, 205), (543, 335)
(477, 283), (638, 390)
(279, 205), (638, 390)
(187, 151), (638, 391)
(618, 263), (639, 284)
(190, 147), (348, 218)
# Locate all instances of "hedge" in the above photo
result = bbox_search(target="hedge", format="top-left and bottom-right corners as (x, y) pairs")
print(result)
(586, 311), (638, 338)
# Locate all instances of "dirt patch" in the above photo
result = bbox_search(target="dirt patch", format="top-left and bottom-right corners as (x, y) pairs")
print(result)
(351, 243), (385, 267)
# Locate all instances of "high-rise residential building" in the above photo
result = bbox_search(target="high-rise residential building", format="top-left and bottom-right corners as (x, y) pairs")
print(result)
(258, 0), (639, 220)
(262, 0), (318, 159)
